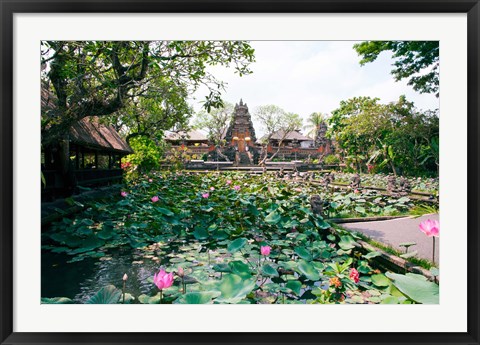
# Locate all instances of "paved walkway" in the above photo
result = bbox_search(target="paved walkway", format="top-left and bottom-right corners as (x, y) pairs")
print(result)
(341, 214), (439, 265)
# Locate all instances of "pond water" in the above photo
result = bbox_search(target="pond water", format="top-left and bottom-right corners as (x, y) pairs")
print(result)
(41, 241), (325, 303)
(42, 247), (163, 302)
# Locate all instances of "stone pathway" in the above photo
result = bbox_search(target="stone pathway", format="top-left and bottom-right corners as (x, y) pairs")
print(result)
(341, 214), (439, 265)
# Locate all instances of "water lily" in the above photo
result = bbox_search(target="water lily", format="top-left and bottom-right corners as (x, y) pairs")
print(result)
(149, 179), (153, 183)
(202, 193), (209, 199)
(151, 196), (159, 203)
(349, 268), (360, 283)
(419, 219), (439, 237)
(154, 269), (174, 290)
(233, 185), (241, 191)
(226, 180), (232, 185)
(120, 191), (128, 197)
(419, 219), (439, 263)
(210, 187), (215, 191)
(154, 269), (174, 303)
(260, 245), (271, 256)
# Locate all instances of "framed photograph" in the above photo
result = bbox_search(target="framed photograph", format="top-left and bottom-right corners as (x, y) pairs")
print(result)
(1, 1), (479, 344)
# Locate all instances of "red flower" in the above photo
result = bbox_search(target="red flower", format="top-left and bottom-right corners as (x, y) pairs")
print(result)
(349, 268), (360, 283)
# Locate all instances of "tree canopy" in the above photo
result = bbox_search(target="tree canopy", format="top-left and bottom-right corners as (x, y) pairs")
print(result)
(254, 105), (303, 164)
(193, 102), (234, 146)
(353, 41), (439, 97)
(328, 96), (438, 176)
(41, 41), (255, 144)
(304, 112), (328, 141)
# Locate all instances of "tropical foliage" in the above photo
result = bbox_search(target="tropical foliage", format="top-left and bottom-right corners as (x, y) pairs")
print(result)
(42, 172), (438, 304)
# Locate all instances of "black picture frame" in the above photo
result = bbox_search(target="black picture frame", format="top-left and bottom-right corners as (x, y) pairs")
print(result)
(1, 1), (479, 344)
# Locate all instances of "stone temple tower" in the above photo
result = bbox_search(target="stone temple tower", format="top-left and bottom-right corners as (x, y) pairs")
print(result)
(224, 99), (257, 153)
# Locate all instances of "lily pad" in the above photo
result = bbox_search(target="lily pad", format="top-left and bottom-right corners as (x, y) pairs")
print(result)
(213, 274), (256, 304)
(297, 260), (320, 281)
(86, 285), (121, 304)
(261, 264), (279, 277)
(227, 238), (248, 253)
(386, 272), (439, 304)
(41, 297), (74, 304)
(174, 291), (221, 304)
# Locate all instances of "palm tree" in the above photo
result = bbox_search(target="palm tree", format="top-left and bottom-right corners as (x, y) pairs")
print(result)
(304, 112), (327, 140)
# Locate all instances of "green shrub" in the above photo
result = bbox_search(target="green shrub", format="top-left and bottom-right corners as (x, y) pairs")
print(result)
(323, 154), (340, 165)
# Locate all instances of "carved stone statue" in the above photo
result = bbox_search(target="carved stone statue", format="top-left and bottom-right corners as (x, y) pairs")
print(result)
(310, 195), (324, 217)
(323, 172), (335, 187)
(397, 176), (411, 196)
(350, 173), (361, 189)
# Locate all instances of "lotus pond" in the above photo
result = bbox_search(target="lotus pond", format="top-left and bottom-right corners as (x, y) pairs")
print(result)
(42, 172), (439, 304)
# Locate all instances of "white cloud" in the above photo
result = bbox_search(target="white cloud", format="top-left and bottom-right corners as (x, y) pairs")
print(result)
(191, 41), (439, 136)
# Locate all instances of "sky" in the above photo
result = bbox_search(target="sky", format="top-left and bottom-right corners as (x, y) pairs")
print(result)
(190, 41), (439, 136)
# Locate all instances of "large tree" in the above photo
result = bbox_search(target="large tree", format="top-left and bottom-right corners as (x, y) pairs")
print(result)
(328, 95), (439, 176)
(193, 102), (234, 161)
(353, 41), (439, 97)
(193, 102), (234, 145)
(254, 105), (303, 164)
(41, 40), (255, 144)
(106, 77), (192, 145)
(304, 111), (328, 141)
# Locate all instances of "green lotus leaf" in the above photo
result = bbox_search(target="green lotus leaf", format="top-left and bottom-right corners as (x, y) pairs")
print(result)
(261, 264), (279, 277)
(138, 293), (161, 304)
(297, 260), (320, 281)
(212, 263), (232, 273)
(380, 296), (400, 304)
(97, 225), (116, 240)
(213, 274), (256, 304)
(41, 297), (74, 304)
(338, 235), (357, 250)
(227, 238), (248, 253)
(229, 260), (252, 278)
(385, 272), (439, 304)
(86, 285), (122, 304)
(363, 251), (382, 260)
(118, 293), (135, 304)
(265, 210), (281, 225)
(193, 227), (209, 240)
(174, 291), (221, 304)
(286, 280), (302, 295)
(156, 207), (174, 216)
(371, 274), (391, 287)
(294, 247), (312, 261)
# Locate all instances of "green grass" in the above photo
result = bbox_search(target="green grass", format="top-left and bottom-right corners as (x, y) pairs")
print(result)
(332, 224), (435, 270)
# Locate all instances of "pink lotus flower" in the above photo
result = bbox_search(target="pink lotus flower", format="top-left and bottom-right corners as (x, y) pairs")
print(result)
(419, 219), (439, 237)
(260, 245), (271, 256)
(349, 268), (360, 283)
(151, 196), (159, 203)
(123, 273), (128, 281)
(226, 180), (232, 185)
(153, 269), (174, 290)
(233, 185), (241, 191)
(210, 187), (215, 191)
(121, 191), (128, 197)
(149, 179), (153, 183)
(177, 267), (184, 277)
(202, 193), (209, 199)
